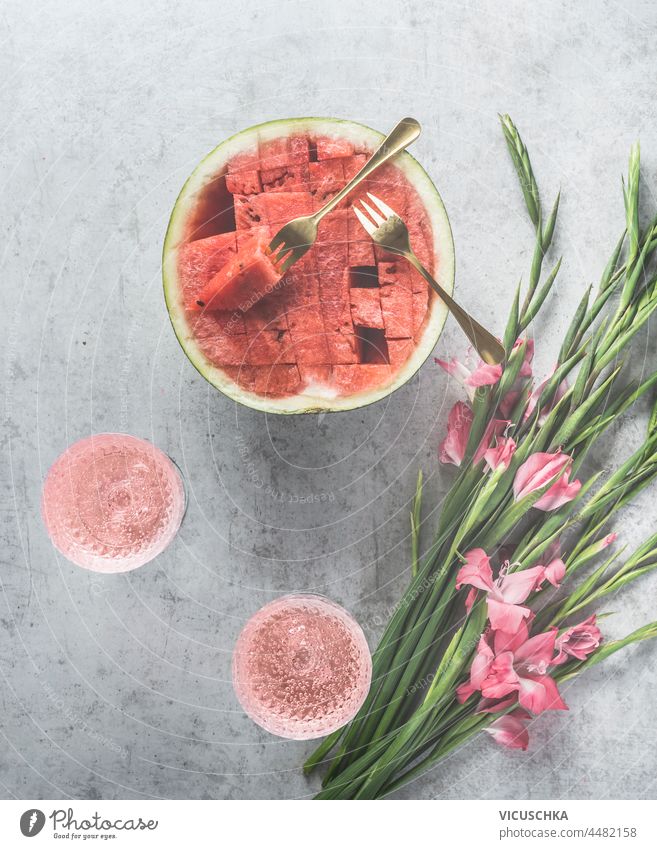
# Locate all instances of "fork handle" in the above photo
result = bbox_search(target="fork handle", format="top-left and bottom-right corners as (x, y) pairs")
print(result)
(406, 254), (505, 365)
(313, 117), (422, 222)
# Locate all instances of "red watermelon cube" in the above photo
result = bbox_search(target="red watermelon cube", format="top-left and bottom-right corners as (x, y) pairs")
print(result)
(347, 213), (376, 266)
(316, 209), (348, 245)
(321, 299), (354, 334)
(349, 288), (384, 329)
(193, 232), (281, 312)
(377, 259), (413, 290)
(234, 194), (270, 230)
(413, 290), (430, 336)
(226, 170), (262, 195)
(380, 283), (413, 338)
(387, 338), (415, 368)
(325, 333), (360, 365)
(244, 329), (295, 365)
(177, 232), (237, 309)
(318, 251), (349, 302)
(309, 159), (345, 200)
(289, 135), (310, 163)
(187, 309), (246, 338)
(260, 163), (309, 193)
(256, 191), (313, 227)
(331, 364), (392, 394)
(222, 365), (258, 392)
(342, 154), (367, 182)
(299, 365), (332, 386)
(254, 364), (302, 397)
(243, 294), (289, 334)
(196, 331), (249, 366)
(227, 147), (260, 173)
(315, 136), (355, 160)
(287, 305), (330, 363)
(258, 137), (290, 170)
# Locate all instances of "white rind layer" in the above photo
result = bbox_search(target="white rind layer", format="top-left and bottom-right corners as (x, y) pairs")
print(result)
(163, 117), (455, 414)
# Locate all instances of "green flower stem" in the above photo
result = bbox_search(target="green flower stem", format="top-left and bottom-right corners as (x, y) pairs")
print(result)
(410, 470), (423, 579)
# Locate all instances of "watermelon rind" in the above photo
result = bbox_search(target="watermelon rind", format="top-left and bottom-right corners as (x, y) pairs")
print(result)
(163, 117), (455, 414)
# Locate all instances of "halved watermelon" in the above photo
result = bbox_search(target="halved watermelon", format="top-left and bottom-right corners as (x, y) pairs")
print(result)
(163, 118), (455, 413)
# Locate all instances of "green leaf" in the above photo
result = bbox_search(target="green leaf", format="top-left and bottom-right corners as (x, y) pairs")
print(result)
(649, 395), (657, 437)
(559, 284), (591, 362)
(624, 142), (641, 269)
(542, 190), (561, 250)
(599, 231), (626, 293)
(521, 257), (563, 329)
(618, 227), (654, 313)
(500, 114), (540, 229)
(503, 279), (522, 354)
(410, 470), (423, 579)
(553, 364), (623, 445)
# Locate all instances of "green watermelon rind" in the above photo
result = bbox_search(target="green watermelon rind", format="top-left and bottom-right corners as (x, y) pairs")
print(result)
(163, 117), (455, 414)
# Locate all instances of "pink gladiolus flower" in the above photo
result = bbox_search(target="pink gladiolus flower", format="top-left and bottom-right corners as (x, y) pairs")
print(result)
(513, 451), (582, 511)
(456, 553), (545, 633)
(456, 548), (494, 592)
(439, 402), (508, 467)
(532, 540), (566, 589)
(485, 709), (531, 750)
(477, 419), (510, 465)
(587, 532), (618, 555)
(458, 623), (568, 714)
(515, 338), (535, 378)
(439, 402), (473, 466)
(484, 437), (517, 472)
(553, 615), (602, 665)
(542, 558), (566, 588)
(436, 355), (503, 401)
(456, 633), (495, 703)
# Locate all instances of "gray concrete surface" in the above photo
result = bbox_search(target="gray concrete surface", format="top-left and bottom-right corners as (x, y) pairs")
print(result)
(2, 0), (657, 800)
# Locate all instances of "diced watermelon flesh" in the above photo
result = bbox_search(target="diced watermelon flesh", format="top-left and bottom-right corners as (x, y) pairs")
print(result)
(350, 288), (384, 329)
(193, 233), (281, 312)
(380, 284), (414, 339)
(316, 136), (355, 160)
(331, 364), (392, 394)
(254, 364), (301, 396)
(178, 232), (237, 309)
(299, 365), (332, 386)
(226, 171), (262, 195)
(176, 129), (437, 398)
(387, 338), (415, 367)
(309, 160), (345, 199)
(260, 163), (309, 193)
(244, 329), (295, 365)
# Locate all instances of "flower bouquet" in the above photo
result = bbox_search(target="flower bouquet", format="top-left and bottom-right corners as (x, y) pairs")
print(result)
(303, 116), (657, 799)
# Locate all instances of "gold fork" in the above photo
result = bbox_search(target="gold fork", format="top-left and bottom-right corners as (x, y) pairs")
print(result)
(353, 193), (505, 365)
(269, 117), (422, 273)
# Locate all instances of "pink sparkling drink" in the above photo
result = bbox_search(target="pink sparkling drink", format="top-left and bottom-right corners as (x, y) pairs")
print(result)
(232, 594), (372, 740)
(41, 433), (186, 573)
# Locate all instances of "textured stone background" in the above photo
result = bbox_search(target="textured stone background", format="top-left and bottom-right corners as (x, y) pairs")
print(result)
(2, 0), (657, 800)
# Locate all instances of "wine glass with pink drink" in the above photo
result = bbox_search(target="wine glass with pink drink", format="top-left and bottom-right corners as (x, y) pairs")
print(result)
(41, 433), (186, 573)
(232, 594), (372, 740)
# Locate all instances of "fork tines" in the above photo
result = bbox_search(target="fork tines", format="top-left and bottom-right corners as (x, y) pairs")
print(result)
(353, 192), (400, 234)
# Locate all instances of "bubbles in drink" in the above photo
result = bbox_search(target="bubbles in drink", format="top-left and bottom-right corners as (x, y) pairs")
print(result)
(41, 433), (186, 573)
(232, 594), (372, 739)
